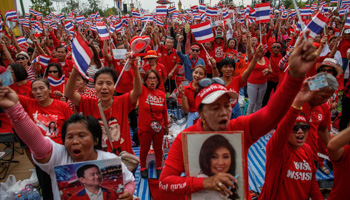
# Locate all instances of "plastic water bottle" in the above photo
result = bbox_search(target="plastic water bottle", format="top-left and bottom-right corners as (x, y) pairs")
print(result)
(14, 192), (23, 200)
(21, 188), (28, 200)
(32, 188), (41, 200)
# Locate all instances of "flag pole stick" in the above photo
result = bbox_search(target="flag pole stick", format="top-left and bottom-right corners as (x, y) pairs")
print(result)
(292, 0), (307, 41)
(259, 23), (262, 45)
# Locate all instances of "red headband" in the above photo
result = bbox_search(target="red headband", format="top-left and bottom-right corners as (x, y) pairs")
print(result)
(191, 45), (200, 49)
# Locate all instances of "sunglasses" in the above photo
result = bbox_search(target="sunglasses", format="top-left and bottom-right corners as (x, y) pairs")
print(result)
(48, 70), (58, 73)
(319, 68), (335, 73)
(199, 77), (226, 88)
(16, 57), (27, 60)
(191, 49), (200, 52)
(292, 124), (310, 132)
(272, 46), (281, 49)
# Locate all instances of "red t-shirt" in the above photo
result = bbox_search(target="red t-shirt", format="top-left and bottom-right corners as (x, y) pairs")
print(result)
(328, 145), (350, 200)
(338, 38), (350, 58)
(184, 82), (197, 112)
(49, 58), (74, 78)
(157, 45), (181, 80)
(213, 42), (225, 63)
(142, 63), (167, 93)
(303, 102), (331, 160)
(112, 59), (134, 94)
(198, 48), (215, 75)
(234, 54), (249, 77)
(248, 57), (270, 84)
(49, 77), (69, 100)
(138, 85), (168, 132)
(269, 53), (283, 82)
(226, 75), (245, 107)
(19, 96), (73, 144)
(225, 48), (238, 58)
(79, 93), (136, 155)
(10, 81), (32, 97)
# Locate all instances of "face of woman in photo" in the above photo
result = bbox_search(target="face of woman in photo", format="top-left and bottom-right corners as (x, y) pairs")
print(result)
(220, 64), (234, 77)
(94, 73), (115, 101)
(32, 81), (51, 103)
(79, 167), (103, 187)
(145, 72), (158, 91)
(210, 147), (231, 174)
(199, 94), (232, 131)
(192, 67), (206, 84)
(64, 122), (97, 162)
(109, 119), (121, 141)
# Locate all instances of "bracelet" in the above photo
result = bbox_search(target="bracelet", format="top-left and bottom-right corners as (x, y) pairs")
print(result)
(291, 105), (303, 110)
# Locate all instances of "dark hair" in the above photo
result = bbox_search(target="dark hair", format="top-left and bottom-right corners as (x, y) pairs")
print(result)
(32, 78), (50, 90)
(227, 38), (237, 49)
(77, 164), (99, 178)
(144, 69), (161, 89)
(27, 47), (35, 54)
(116, 42), (127, 49)
(9, 63), (28, 82)
(199, 134), (239, 199)
(191, 42), (200, 47)
(56, 45), (67, 53)
(88, 44), (102, 69)
(48, 121), (57, 132)
(61, 113), (102, 150)
(94, 68), (117, 85)
(218, 58), (236, 76)
(44, 63), (63, 78)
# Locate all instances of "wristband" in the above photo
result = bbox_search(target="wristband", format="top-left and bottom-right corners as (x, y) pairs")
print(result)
(291, 105), (303, 111)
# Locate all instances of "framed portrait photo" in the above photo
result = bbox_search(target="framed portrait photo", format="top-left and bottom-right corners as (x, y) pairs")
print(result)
(182, 131), (246, 200)
(54, 158), (124, 200)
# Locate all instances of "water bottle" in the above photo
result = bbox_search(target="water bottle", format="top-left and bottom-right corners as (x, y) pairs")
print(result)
(20, 188), (28, 200)
(26, 188), (33, 199)
(14, 192), (23, 200)
(32, 188), (42, 200)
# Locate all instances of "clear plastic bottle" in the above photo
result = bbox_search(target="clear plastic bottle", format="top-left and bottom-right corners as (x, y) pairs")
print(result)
(32, 188), (42, 200)
(14, 192), (23, 200)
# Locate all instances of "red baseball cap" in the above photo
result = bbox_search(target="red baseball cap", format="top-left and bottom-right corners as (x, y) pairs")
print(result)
(195, 84), (238, 109)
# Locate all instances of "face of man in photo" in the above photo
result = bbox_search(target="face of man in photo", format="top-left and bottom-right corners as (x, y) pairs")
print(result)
(79, 167), (103, 187)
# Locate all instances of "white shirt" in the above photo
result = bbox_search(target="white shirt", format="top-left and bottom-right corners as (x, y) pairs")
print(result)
(33, 139), (134, 200)
(85, 188), (103, 200)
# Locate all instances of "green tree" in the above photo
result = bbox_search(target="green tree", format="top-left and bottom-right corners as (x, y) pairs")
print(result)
(88, 0), (101, 13)
(30, 0), (54, 16)
(61, 0), (80, 16)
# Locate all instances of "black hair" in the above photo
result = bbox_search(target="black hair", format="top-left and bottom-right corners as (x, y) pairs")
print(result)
(77, 164), (100, 178)
(88, 44), (102, 69)
(9, 63), (28, 82)
(144, 69), (161, 89)
(48, 121), (57, 132)
(56, 45), (67, 53)
(218, 58), (236, 76)
(44, 63), (63, 78)
(116, 42), (127, 49)
(27, 47), (35, 54)
(227, 38), (237, 49)
(94, 68), (118, 85)
(61, 113), (102, 150)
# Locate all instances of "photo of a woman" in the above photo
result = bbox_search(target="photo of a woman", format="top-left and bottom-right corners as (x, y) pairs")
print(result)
(197, 135), (239, 200)
(48, 121), (58, 137)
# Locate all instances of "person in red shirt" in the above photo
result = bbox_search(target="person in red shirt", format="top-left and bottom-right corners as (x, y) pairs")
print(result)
(138, 70), (169, 179)
(262, 42), (283, 107)
(43, 63), (67, 101)
(65, 53), (142, 155)
(49, 45), (74, 78)
(338, 29), (350, 73)
(327, 127), (350, 199)
(259, 82), (323, 200)
(8, 63), (32, 97)
(159, 32), (319, 199)
(198, 42), (215, 78)
(213, 35), (226, 64)
(225, 38), (238, 59)
(142, 50), (167, 93)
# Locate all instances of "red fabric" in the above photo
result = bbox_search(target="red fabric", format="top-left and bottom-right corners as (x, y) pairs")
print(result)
(138, 85), (168, 132)
(269, 53), (283, 82)
(49, 58), (74, 78)
(139, 129), (164, 168)
(248, 57), (270, 84)
(328, 145), (350, 200)
(234, 54), (249, 77)
(19, 95), (73, 144)
(67, 87), (97, 113)
(142, 63), (167, 92)
(213, 42), (225, 63)
(9, 81), (32, 97)
(160, 73), (305, 199)
(79, 94), (136, 155)
(184, 82), (197, 112)
(259, 107), (322, 200)
(226, 75), (245, 107)
(303, 102), (331, 160)
(49, 30), (61, 48)
(0, 113), (14, 133)
(338, 38), (350, 58)
(113, 59), (134, 94)
(70, 187), (119, 200)
(149, 179), (168, 199)
(50, 77), (68, 100)
(198, 48), (215, 75)
(157, 44), (181, 80)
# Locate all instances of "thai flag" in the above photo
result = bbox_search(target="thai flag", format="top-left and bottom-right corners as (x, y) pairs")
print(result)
(245, 6), (250, 18)
(34, 22), (43, 33)
(280, 5), (285, 11)
(173, 12), (179, 18)
(37, 12), (43, 19)
(223, 8), (229, 19)
(188, 18), (192, 24)
(255, 3), (270, 24)
(320, 1), (326, 6)
(25, 13), (30, 19)
(72, 10), (78, 15)
(248, 19), (255, 24)
(96, 22), (110, 40)
(201, 13), (207, 21)
(281, 11), (288, 19)
(132, 10), (140, 18)
(109, 24), (115, 34)
(43, 19), (50, 26)
(206, 7), (218, 16)
(76, 15), (85, 23)
(344, 0), (350, 5)
(72, 33), (93, 81)
(191, 5), (198, 13)
(345, 16), (350, 29)
(300, 7), (313, 16)
(65, 21), (74, 31)
(142, 15), (153, 22)
(311, 3), (318, 11)
(199, 4), (206, 13)
(339, 8), (349, 16)
(116, 1), (121, 10)
(304, 11), (329, 38)
(140, 8), (145, 14)
(320, 5), (330, 16)
(59, 14), (65, 20)
(16, 36), (27, 45)
(90, 25), (98, 32)
(18, 18), (25, 23)
(168, 6), (176, 14)
(330, 0), (337, 3)
(5, 10), (17, 21)
(21, 21), (30, 28)
(32, 54), (50, 67)
(249, 9), (256, 19)
(29, 9), (37, 16)
(199, 0), (204, 3)
(48, 75), (65, 87)
(66, 16), (74, 21)
(338, 0), (343, 10)
(156, 18), (164, 26)
(156, 6), (167, 16)
(190, 21), (214, 43)
(289, 10), (297, 18)
(49, 22), (57, 29)
(95, 11), (100, 19)
(115, 21), (123, 32)
(95, 17), (102, 22)
(239, 17), (245, 24)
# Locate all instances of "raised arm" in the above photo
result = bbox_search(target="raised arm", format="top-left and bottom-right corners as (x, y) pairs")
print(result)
(64, 67), (82, 106)
(178, 84), (189, 113)
(128, 53), (142, 104)
(328, 127), (350, 162)
(0, 38), (15, 64)
(103, 39), (113, 63)
(241, 44), (261, 83)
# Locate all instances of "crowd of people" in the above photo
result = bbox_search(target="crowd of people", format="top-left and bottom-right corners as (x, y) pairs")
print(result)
(1, 2), (350, 200)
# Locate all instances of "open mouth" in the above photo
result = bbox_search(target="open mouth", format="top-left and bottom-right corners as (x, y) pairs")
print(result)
(72, 149), (81, 156)
(296, 135), (304, 143)
(218, 119), (228, 130)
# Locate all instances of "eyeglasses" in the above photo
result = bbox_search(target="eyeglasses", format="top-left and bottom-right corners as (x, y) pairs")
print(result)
(191, 49), (200, 52)
(147, 77), (157, 80)
(48, 70), (58, 73)
(199, 77), (226, 88)
(117, 39), (123, 42)
(16, 57), (27, 60)
(292, 124), (310, 132)
(319, 68), (335, 73)
(272, 46), (281, 49)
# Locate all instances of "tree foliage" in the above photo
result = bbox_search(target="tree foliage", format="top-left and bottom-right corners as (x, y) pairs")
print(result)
(30, 0), (55, 16)
(61, 0), (80, 16)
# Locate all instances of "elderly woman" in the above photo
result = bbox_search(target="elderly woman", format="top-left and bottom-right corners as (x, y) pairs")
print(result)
(159, 31), (319, 199)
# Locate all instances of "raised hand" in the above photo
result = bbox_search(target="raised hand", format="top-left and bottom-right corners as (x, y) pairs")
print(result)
(0, 85), (19, 109)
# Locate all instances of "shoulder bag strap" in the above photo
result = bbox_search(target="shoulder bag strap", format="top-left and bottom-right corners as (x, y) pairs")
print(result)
(97, 100), (116, 154)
